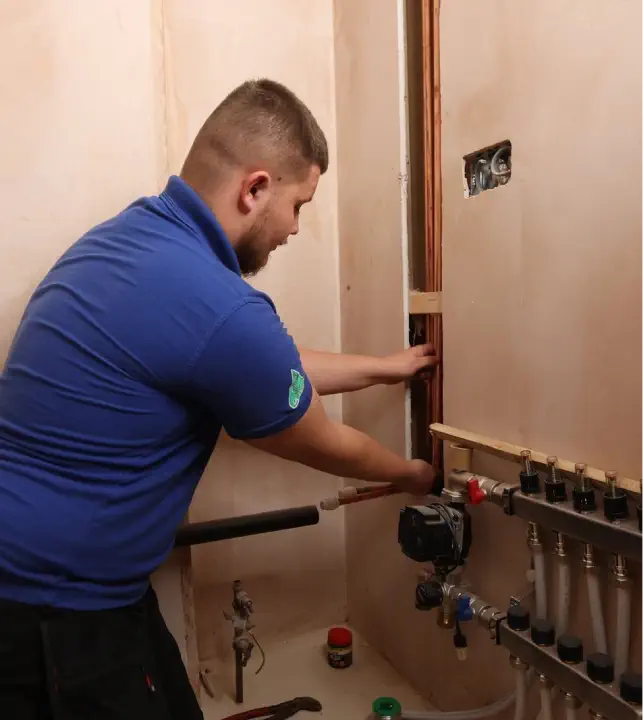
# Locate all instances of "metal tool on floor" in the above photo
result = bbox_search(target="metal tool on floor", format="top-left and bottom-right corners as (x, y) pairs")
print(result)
(219, 696), (322, 720)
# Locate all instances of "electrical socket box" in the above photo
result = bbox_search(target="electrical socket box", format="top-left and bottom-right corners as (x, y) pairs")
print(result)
(463, 140), (512, 197)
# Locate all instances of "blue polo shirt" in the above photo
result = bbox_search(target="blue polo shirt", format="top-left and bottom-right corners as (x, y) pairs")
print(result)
(0, 176), (312, 610)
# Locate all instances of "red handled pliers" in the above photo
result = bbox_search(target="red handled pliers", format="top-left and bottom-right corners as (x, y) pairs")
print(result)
(220, 696), (322, 720)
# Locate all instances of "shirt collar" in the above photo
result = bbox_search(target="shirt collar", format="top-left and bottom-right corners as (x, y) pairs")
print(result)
(160, 175), (241, 275)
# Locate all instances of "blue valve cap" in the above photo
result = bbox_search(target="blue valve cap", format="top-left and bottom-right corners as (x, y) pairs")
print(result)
(456, 596), (473, 621)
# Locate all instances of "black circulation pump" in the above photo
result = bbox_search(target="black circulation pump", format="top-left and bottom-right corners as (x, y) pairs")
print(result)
(398, 502), (471, 576)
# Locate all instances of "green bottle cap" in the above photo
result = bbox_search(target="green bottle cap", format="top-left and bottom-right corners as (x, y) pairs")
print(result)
(372, 696), (402, 718)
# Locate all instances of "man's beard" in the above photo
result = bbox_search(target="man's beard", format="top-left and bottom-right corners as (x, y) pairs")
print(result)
(235, 210), (271, 277)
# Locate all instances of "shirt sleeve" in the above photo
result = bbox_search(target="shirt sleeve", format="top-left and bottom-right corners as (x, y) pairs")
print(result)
(186, 299), (312, 440)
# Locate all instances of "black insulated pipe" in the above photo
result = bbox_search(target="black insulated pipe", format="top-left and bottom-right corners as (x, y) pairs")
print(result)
(174, 505), (320, 547)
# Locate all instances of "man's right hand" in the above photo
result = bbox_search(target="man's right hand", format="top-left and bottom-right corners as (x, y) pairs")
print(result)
(403, 459), (437, 496)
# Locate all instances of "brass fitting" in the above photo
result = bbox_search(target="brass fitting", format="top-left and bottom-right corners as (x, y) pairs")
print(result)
(521, 449), (533, 474)
(509, 655), (528, 671)
(538, 673), (552, 689)
(613, 554), (629, 583)
(605, 471), (619, 497)
(575, 462), (591, 491)
(547, 456), (561, 482)
(555, 532), (566, 558)
(437, 600), (455, 630)
(582, 543), (596, 570)
(527, 522), (542, 549)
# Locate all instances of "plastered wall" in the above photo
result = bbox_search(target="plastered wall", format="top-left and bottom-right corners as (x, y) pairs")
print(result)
(437, 0), (642, 709)
(338, 0), (641, 714)
(159, 0), (346, 668)
(334, 0), (424, 698)
(0, 0), (345, 682)
(0, 1), (164, 356)
(334, 0), (506, 710)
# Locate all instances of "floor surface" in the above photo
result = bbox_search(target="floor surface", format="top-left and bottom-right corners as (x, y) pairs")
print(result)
(200, 627), (432, 719)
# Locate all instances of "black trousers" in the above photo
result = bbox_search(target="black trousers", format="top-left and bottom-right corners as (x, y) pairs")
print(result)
(0, 585), (203, 720)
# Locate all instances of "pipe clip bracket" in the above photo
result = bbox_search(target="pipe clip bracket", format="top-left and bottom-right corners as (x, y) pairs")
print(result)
(502, 486), (517, 515)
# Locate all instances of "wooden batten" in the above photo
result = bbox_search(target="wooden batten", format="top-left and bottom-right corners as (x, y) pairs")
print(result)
(178, 546), (200, 697)
(431, 423), (641, 496)
(408, 290), (442, 315)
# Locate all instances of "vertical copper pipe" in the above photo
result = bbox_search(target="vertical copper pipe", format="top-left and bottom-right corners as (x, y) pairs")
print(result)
(421, 0), (433, 465)
(421, 0), (443, 470)
(432, 1), (443, 472)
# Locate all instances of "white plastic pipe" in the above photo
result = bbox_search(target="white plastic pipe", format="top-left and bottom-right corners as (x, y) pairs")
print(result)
(401, 687), (518, 720)
(586, 571), (608, 654)
(556, 559), (571, 635)
(614, 581), (632, 678)
(513, 665), (528, 720)
(533, 548), (547, 619)
(538, 680), (554, 720)
(401, 670), (533, 720)
(535, 689), (557, 720)
(564, 701), (579, 720)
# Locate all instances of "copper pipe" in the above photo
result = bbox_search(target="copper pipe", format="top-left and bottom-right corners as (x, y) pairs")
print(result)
(420, 0), (443, 471)
(320, 484), (400, 511)
(338, 486), (399, 506)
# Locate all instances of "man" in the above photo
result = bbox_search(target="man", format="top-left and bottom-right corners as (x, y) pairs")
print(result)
(0, 79), (437, 719)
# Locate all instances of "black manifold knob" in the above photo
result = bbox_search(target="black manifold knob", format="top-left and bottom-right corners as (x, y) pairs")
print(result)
(573, 485), (596, 513)
(531, 618), (556, 647)
(604, 493), (629, 521)
(520, 470), (540, 495)
(620, 672), (642, 705)
(506, 604), (530, 631)
(573, 464), (596, 513)
(519, 450), (540, 494)
(603, 471), (629, 521)
(586, 653), (614, 684)
(557, 634), (583, 664)
(545, 456), (567, 503)
(545, 480), (567, 503)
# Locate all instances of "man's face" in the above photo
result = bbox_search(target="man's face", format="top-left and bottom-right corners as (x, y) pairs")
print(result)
(235, 164), (320, 276)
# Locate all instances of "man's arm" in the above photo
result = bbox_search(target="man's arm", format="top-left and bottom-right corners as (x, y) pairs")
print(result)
(245, 389), (435, 495)
(299, 344), (438, 396)
(186, 300), (434, 493)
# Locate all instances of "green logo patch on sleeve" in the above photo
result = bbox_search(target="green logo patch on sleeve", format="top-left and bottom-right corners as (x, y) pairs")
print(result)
(288, 369), (305, 410)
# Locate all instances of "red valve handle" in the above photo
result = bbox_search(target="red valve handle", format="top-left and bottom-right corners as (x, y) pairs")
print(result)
(468, 478), (486, 505)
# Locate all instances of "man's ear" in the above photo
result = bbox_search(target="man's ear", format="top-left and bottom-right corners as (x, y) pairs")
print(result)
(239, 171), (271, 215)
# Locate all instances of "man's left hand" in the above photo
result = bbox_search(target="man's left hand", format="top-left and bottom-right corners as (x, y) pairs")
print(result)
(383, 343), (439, 384)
